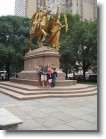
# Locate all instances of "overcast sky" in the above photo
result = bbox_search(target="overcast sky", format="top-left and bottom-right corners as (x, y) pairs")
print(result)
(0, 0), (15, 16)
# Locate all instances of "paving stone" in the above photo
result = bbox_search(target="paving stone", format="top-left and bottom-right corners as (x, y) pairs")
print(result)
(62, 109), (90, 117)
(54, 105), (71, 111)
(49, 123), (76, 130)
(0, 90), (97, 130)
(79, 114), (97, 123)
(27, 109), (50, 118)
(32, 126), (49, 130)
(49, 111), (78, 123)
(6, 107), (28, 117)
(18, 105), (39, 113)
(39, 107), (60, 114)
(17, 119), (42, 130)
(80, 107), (97, 113)
(88, 112), (97, 117)
(33, 116), (66, 128)
(67, 119), (97, 130)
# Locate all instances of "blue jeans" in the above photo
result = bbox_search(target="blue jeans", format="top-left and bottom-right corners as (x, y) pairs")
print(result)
(51, 74), (56, 87)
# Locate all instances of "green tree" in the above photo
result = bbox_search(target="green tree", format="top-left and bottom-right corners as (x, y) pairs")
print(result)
(72, 20), (97, 80)
(60, 14), (81, 78)
(0, 16), (31, 79)
(60, 14), (97, 80)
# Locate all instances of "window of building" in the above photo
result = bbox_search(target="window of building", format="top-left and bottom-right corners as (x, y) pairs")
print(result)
(70, 0), (72, 7)
(66, 0), (68, 7)
(70, 8), (72, 14)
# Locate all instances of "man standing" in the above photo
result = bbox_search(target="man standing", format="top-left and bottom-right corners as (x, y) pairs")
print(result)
(51, 64), (57, 87)
(41, 63), (48, 87)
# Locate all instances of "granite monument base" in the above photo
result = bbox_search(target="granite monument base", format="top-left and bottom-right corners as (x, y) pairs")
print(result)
(11, 46), (77, 86)
(18, 46), (65, 80)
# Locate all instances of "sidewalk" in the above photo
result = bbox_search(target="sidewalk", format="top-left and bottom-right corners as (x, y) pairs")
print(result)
(0, 92), (97, 130)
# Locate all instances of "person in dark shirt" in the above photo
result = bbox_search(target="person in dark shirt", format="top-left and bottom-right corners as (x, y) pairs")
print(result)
(51, 64), (57, 87)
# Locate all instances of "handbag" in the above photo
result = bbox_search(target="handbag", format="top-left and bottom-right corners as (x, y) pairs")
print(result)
(48, 79), (52, 83)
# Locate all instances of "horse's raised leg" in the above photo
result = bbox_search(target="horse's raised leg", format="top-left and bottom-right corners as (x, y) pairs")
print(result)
(41, 28), (48, 42)
(42, 34), (46, 42)
(36, 32), (42, 47)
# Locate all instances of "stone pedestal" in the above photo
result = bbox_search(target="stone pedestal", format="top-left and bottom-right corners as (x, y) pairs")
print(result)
(18, 46), (65, 80)
(10, 46), (77, 86)
(24, 46), (60, 70)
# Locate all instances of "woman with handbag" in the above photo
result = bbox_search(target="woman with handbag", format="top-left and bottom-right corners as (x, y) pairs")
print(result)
(47, 64), (52, 87)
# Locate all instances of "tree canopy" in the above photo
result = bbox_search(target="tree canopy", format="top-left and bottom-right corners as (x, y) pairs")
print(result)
(0, 16), (31, 79)
(60, 14), (97, 79)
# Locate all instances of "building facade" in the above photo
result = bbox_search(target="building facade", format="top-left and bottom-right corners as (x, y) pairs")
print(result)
(15, 0), (26, 17)
(15, 0), (37, 18)
(36, 0), (47, 11)
(47, 0), (97, 21)
(15, 0), (97, 20)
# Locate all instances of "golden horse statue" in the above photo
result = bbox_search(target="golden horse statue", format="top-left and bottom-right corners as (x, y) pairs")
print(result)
(29, 7), (68, 50)
(29, 7), (51, 50)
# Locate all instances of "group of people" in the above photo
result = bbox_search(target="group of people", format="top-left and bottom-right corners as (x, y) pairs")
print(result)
(36, 63), (57, 88)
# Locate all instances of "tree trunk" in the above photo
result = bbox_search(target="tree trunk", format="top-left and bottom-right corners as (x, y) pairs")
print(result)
(65, 68), (68, 80)
(82, 60), (86, 81)
(6, 62), (10, 80)
(82, 45), (86, 81)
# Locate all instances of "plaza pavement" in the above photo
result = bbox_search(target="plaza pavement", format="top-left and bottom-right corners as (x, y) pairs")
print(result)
(0, 91), (97, 131)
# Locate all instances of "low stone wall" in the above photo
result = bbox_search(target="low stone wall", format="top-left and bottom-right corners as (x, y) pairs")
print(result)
(0, 108), (23, 130)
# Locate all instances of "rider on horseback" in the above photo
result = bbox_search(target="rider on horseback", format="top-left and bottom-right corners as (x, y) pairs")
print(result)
(30, 7), (51, 50)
